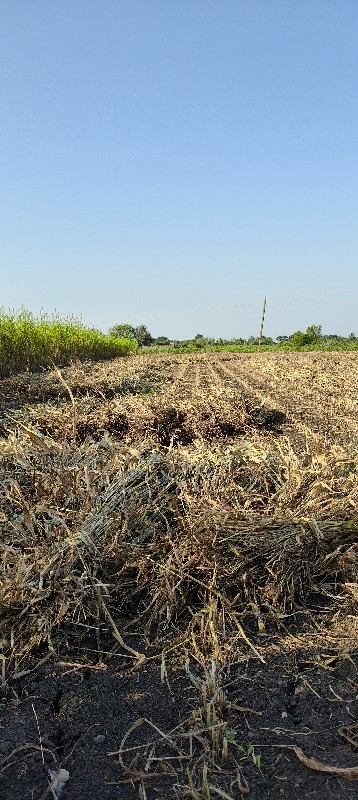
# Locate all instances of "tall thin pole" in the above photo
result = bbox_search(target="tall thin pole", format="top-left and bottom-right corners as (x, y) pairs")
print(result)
(258, 296), (267, 351)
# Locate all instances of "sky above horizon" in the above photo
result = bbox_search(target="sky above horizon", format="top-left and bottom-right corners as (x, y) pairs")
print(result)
(1, 0), (357, 339)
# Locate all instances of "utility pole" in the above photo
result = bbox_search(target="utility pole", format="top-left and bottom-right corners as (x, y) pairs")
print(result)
(258, 296), (267, 351)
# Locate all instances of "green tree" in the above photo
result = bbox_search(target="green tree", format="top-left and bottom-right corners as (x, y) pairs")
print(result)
(248, 335), (274, 345)
(305, 324), (322, 341)
(289, 325), (322, 348)
(135, 325), (152, 347)
(289, 331), (309, 348)
(109, 323), (136, 340)
(154, 336), (170, 345)
(194, 334), (205, 348)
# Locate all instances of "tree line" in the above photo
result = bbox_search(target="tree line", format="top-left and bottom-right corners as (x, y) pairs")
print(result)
(109, 323), (357, 350)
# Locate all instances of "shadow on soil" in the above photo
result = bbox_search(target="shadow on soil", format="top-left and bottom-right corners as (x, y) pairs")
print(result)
(1, 613), (357, 800)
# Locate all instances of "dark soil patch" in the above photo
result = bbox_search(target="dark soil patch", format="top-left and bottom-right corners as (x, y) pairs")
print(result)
(248, 406), (287, 432)
(154, 407), (193, 446)
(76, 411), (130, 442)
(1, 630), (357, 800)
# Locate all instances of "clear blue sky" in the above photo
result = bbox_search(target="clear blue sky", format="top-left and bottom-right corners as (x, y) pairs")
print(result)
(1, 0), (357, 339)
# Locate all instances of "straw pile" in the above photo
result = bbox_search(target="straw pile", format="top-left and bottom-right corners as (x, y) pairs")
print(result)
(1, 410), (357, 671)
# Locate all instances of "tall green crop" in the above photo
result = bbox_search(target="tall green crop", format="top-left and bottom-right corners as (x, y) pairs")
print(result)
(0, 309), (136, 377)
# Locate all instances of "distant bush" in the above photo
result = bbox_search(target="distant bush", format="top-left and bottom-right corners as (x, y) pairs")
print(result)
(108, 323), (136, 340)
(153, 336), (171, 345)
(0, 309), (136, 377)
(109, 322), (153, 347)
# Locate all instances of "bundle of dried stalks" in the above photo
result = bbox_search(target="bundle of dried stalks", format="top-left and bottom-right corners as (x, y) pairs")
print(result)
(1, 416), (356, 672)
(10, 388), (254, 447)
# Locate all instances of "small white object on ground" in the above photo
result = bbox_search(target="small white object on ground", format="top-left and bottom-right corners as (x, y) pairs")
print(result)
(48, 768), (70, 797)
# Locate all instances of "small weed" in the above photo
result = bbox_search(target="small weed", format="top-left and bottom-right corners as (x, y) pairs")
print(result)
(224, 730), (261, 769)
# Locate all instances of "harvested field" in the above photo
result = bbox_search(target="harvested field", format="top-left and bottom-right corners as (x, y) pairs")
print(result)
(0, 352), (357, 800)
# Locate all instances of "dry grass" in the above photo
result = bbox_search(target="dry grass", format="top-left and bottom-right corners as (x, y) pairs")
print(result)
(1, 351), (357, 797)
(0, 352), (357, 679)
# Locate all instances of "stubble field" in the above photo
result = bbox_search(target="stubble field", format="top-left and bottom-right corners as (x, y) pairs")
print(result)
(0, 351), (357, 799)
